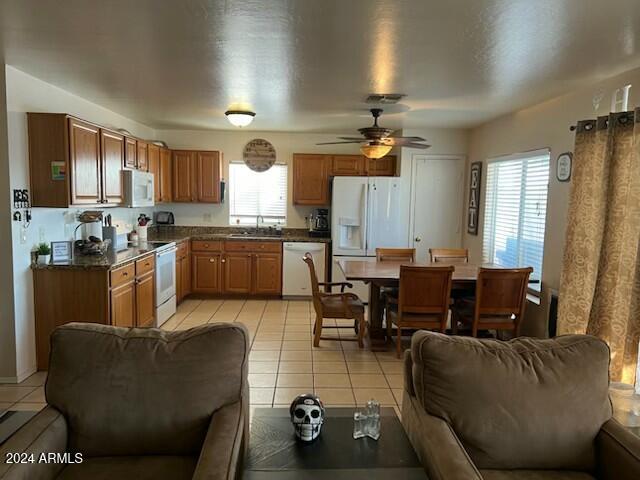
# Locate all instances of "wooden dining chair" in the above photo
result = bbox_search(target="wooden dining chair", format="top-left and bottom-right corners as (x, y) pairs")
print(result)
(376, 248), (416, 263)
(429, 248), (469, 263)
(451, 267), (533, 337)
(386, 265), (454, 358)
(303, 253), (366, 348)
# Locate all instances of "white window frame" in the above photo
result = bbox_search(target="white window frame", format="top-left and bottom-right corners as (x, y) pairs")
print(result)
(482, 148), (550, 293)
(228, 162), (288, 226)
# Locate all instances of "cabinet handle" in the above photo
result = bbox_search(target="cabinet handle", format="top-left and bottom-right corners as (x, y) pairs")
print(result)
(209, 258), (215, 263)
(122, 272), (128, 276)
(221, 258), (226, 263)
(204, 244), (209, 248)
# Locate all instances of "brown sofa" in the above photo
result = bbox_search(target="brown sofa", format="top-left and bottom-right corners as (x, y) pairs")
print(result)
(0, 322), (249, 480)
(402, 331), (640, 480)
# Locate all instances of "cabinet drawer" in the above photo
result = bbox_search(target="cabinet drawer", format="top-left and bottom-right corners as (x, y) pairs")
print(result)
(192, 240), (222, 252)
(135, 255), (155, 276)
(111, 263), (135, 288)
(224, 241), (282, 253)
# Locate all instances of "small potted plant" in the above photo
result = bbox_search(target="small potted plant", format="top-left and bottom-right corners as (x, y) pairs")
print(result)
(36, 242), (51, 265)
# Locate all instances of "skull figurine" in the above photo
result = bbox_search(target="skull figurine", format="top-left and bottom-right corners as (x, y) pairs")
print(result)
(290, 393), (325, 442)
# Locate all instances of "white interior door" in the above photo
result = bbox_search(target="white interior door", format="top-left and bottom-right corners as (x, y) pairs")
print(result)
(410, 155), (465, 263)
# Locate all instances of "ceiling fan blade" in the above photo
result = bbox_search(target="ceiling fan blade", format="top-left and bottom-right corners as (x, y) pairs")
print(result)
(403, 142), (432, 149)
(338, 137), (367, 141)
(316, 141), (363, 145)
(380, 137), (427, 146)
(387, 135), (426, 141)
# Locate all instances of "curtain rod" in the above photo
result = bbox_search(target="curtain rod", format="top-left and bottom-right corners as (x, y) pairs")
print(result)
(569, 109), (638, 132)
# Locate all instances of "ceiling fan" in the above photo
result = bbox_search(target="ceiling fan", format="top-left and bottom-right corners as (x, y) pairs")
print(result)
(317, 108), (430, 158)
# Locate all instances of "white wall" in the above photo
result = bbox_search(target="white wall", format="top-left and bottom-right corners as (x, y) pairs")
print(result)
(464, 65), (640, 337)
(3, 66), (157, 381)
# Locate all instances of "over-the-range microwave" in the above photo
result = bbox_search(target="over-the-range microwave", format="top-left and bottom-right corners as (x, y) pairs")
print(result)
(123, 170), (154, 207)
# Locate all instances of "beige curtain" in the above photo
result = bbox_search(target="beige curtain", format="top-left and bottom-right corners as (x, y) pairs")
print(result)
(558, 110), (640, 384)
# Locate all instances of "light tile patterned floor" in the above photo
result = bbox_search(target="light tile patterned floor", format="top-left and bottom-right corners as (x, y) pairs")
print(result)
(3, 299), (406, 415)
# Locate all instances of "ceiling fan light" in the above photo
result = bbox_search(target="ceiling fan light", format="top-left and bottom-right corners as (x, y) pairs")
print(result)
(360, 144), (392, 159)
(225, 110), (255, 127)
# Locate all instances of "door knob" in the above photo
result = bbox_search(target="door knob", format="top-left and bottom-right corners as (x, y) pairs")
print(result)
(414, 237), (422, 242)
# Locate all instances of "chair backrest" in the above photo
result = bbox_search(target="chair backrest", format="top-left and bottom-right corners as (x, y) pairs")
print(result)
(475, 267), (533, 323)
(46, 322), (249, 457)
(303, 253), (323, 316)
(429, 247), (469, 263)
(376, 247), (416, 262)
(398, 265), (454, 320)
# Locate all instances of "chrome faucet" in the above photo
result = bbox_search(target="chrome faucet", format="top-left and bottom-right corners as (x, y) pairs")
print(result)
(256, 215), (264, 232)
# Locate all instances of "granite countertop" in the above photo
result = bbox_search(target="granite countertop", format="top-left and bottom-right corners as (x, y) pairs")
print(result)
(31, 241), (173, 271)
(149, 226), (332, 244)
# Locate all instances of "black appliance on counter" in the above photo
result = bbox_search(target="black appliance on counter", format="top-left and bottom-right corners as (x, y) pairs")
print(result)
(309, 208), (330, 238)
(155, 211), (175, 225)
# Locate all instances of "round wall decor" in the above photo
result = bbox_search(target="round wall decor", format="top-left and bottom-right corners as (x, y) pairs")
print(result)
(556, 152), (572, 182)
(243, 138), (276, 172)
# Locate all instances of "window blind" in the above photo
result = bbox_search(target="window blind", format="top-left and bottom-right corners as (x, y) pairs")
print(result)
(482, 150), (550, 285)
(229, 163), (287, 225)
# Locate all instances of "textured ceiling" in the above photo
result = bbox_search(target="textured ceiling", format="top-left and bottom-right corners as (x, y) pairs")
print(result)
(1, 0), (640, 132)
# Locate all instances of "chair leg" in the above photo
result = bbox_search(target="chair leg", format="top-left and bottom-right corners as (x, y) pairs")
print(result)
(396, 326), (402, 359)
(451, 310), (459, 335)
(357, 314), (365, 348)
(471, 325), (478, 338)
(313, 314), (323, 347)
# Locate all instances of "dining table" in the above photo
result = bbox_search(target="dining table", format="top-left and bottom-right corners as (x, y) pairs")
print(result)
(336, 259), (502, 350)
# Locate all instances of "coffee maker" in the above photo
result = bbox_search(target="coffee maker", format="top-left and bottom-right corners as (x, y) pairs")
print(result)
(309, 208), (330, 237)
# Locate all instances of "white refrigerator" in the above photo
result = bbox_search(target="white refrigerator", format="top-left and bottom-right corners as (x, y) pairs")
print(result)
(331, 176), (410, 302)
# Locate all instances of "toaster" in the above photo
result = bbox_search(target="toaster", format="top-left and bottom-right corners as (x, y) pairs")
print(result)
(155, 211), (175, 225)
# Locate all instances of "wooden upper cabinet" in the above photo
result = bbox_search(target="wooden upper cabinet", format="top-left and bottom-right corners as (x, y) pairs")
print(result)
(223, 253), (253, 294)
(100, 130), (125, 206)
(331, 155), (366, 176)
(148, 143), (161, 201)
(69, 118), (102, 205)
(137, 140), (149, 171)
(253, 253), (282, 295)
(366, 155), (397, 176)
(124, 137), (137, 168)
(192, 253), (221, 293)
(196, 151), (221, 203)
(292, 154), (331, 205)
(172, 150), (195, 202)
(159, 148), (173, 202)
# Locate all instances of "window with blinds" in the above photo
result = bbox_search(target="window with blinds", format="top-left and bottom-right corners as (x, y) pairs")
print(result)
(229, 163), (287, 226)
(482, 149), (550, 288)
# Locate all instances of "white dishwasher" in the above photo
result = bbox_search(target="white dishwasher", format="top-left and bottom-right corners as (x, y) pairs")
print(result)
(283, 242), (326, 297)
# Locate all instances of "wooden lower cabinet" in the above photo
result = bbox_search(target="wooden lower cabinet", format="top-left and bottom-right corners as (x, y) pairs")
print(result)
(135, 272), (155, 327)
(176, 241), (192, 303)
(223, 253), (253, 294)
(111, 282), (136, 327)
(192, 252), (222, 293)
(254, 253), (282, 294)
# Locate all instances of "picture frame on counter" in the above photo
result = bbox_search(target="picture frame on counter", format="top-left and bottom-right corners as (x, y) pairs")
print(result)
(51, 241), (73, 264)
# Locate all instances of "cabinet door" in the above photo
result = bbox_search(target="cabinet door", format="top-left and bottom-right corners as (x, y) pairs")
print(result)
(196, 151), (221, 203)
(182, 251), (192, 297)
(111, 281), (136, 327)
(366, 155), (396, 176)
(253, 253), (282, 295)
(293, 154), (331, 205)
(148, 143), (160, 201)
(125, 137), (137, 168)
(175, 257), (183, 303)
(137, 141), (149, 171)
(100, 130), (125, 205)
(223, 253), (253, 294)
(173, 150), (195, 202)
(68, 118), (101, 205)
(332, 155), (365, 176)
(159, 148), (173, 202)
(135, 271), (155, 327)
(192, 253), (221, 293)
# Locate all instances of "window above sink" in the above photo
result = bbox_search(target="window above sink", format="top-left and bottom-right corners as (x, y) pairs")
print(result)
(229, 162), (287, 226)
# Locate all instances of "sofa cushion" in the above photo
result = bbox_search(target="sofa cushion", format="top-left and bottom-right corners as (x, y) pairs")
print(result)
(480, 470), (595, 480)
(56, 455), (197, 480)
(410, 331), (611, 471)
(46, 322), (249, 457)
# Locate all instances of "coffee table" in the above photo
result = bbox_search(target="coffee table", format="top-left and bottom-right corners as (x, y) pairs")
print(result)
(243, 407), (427, 479)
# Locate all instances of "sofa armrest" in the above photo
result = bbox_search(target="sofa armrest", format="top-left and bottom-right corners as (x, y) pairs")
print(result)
(403, 350), (415, 397)
(0, 406), (68, 480)
(192, 400), (247, 480)
(596, 418), (640, 480)
(402, 392), (482, 480)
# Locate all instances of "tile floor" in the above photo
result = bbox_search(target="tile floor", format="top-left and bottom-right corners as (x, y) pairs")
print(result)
(2, 299), (407, 415)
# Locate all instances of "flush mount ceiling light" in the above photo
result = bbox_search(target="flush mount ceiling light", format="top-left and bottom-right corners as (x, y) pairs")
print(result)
(360, 142), (393, 159)
(225, 110), (255, 127)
